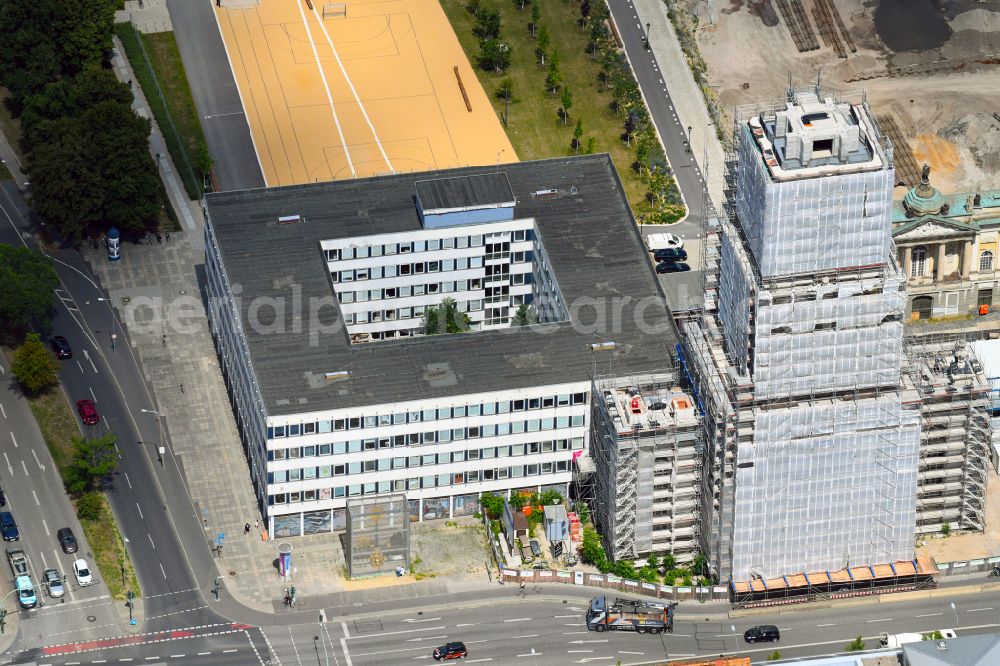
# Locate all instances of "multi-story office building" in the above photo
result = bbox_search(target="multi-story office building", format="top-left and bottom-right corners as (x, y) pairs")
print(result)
(679, 87), (924, 581)
(204, 155), (677, 538)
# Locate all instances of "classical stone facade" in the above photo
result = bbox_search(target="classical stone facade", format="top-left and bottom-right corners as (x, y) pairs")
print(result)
(893, 166), (1000, 320)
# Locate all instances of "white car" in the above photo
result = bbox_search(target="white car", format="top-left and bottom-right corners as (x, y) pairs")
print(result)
(646, 232), (684, 252)
(73, 558), (93, 586)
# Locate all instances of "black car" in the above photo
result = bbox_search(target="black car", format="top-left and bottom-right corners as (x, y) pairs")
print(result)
(433, 642), (468, 660)
(653, 248), (688, 262)
(656, 261), (691, 274)
(57, 527), (78, 554)
(0, 512), (19, 542)
(50, 336), (72, 359)
(744, 624), (780, 643)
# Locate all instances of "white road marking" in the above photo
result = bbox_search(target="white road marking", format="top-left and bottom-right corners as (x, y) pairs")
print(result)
(465, 660), (493, 664)
(0, 403), (5, 418)
(222, 649), (237, 654)
(342, 620), (350, 638)
(866, 618), (892, 623)
(968, 608), (993, 612)
(42, 518), (49, 536)
(516, 651), (541, 658)
(292, 0), (355, 177)
(136, 503), (144, 520)
(817, 623), (837, 627)
(82, 349), (97, 373)
(568, 640), (608, 644)
(159, 562), (166, 579)
(32, 490), (39, 506)
(9, 432), (16, 447)
(456, 623), (479, 627)
(618, 651), (644, 655)
(89, 386), (97, 403)
(125, 473), (132, 489)
(405, 635), (446, 642)
(39, 550), (48, 570)
(21, 459), (29, 476)
(197, 652), (210, 656)
(917, 613), (943, 618)
(147, 533), (155, 549)
(76, 360), (84, 374)
(4, 452), (12, 475)
(402, 617), (441, 623)
(512, 634), (538, 639)
(32, 449), (45, 471)
(504, 618), (532, 623)
(568, 650), (594, 654)
(341, 637), (354, 666)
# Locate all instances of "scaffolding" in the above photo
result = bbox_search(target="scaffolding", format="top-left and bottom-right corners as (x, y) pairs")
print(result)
(345, 494), (410, 578)
(589, 371), (702, 563)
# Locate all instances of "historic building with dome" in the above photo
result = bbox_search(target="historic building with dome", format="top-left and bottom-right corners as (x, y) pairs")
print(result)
(892, 164), (1000, 320)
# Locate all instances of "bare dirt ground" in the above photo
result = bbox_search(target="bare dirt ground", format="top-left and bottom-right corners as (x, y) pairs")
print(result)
(410, 516), (491, 580)
(683, 0), (1000, 194)
(917, 468), (1000, 563)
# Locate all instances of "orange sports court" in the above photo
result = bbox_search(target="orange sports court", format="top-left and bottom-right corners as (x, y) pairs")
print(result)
(213, 0), (516, 185)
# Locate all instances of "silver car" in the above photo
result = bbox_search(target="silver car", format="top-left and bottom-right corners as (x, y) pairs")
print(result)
(43, 568), (64, 598)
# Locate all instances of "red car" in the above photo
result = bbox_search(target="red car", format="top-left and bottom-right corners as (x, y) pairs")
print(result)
(76, 400), (99, 425)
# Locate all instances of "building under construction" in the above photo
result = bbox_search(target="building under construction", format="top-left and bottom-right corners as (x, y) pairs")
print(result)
(589, 371), (702, 563)
(672, 85), (993, 592)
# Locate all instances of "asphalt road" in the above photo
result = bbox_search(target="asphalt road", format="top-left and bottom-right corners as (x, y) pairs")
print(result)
(165, 0), (266, 191)
(13, 581), (1000, 665)
(0, 183), (230, 640)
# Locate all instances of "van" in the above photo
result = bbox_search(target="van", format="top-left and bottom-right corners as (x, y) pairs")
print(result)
(16, 575), (36, 609)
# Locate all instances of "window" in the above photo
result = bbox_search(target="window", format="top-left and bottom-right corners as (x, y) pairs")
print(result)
(981, 250), (994, 272)
(911, 246), (927, 277)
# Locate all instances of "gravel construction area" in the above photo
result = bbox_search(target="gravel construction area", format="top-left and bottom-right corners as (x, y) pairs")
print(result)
(411, 516), (490, 580)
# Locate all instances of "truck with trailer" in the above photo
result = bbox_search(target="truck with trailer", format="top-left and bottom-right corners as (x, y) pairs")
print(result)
(7, 548), (29, 578)
(585, 595), (676, 634)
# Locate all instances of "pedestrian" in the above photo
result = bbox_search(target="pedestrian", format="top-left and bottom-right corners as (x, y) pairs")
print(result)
(162, 334), (166, 347)
(165, 232), (170, 242)
(156, 232), (162, 244)
(128, 79), (132, 89)
(138, 0), (143, 8)
(244, 522), (250, 535)
(180, 382), (185, 393)
(254, 519), (260, 530)
(216, 0), (221, 6)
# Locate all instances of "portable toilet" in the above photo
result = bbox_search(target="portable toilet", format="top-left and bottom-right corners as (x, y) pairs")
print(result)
(107, 226), (121, 262)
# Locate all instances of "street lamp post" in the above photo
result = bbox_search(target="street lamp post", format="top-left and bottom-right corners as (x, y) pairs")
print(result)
(950, 601), (959, 625)
(120, 532), (130, 587)
(731, 624), (740, 656)
(644, 22), (651, 50)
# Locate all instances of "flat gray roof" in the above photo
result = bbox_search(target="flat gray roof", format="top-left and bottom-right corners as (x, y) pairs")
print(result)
(415, 172), (515, 211)
(206, 155), (678, 416)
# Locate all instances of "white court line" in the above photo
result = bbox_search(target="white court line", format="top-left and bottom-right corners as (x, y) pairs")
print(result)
(309, 6), (394, 174)
(293, 0), (355, 177)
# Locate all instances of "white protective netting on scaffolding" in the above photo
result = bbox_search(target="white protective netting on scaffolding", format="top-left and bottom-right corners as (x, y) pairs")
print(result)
(732, 112), (895, 279)
(730, 395), (920, 580)
(751, 272), (907, 400)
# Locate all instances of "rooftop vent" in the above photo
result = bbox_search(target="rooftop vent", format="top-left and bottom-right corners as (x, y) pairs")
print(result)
(533, 188), (558, 199)
(324, 371), (351, 382)
(277, 214), (302, 225)
(591, 341), (617, 352)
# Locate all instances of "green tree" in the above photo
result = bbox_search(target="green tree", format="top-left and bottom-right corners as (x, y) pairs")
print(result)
(477, 39), (512, 73)
(0, 245), (59, 342)
(423, 297), (471, 334)
(473, 6), (502, 40)
(691, 551), (708, 577)
(11, 333), (60, 395)
(512, 303), (537, 326)
(530, 3), (541, 36)
(538, 488), (562, 505)
(661, 552), (677, 570)
(573, 118), (583, 152)
(585, 136), (596, 154)
(545, 49), (562, 93)
(480, 493), (505, 519)
(560, 87), (573, 125)
(613, 559), (636, 579)
(495, 77), (514, 101)
(941, 522), (951, 536)
(65, 432), (119, 494)
(845, 636), (865, 652)
(536, 25), (550, 64)
(76, 492), (104, 521)
(580, 527), (606, 567)
(508, 492), (529, 510)
(766, 651), (782, 661)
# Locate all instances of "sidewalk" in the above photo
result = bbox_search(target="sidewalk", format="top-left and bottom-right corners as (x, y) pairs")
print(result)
(632, 0), (727, 209)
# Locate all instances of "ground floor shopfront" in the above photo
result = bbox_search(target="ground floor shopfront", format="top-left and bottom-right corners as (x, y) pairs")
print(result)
(266, 482), (569, 538)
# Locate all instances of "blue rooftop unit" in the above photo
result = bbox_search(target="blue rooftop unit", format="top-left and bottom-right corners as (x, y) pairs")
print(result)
(415, 172), (516, 229)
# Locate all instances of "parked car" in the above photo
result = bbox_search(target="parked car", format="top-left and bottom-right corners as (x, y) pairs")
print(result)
(646, 232), (684, 251)
(0, 512), (19, 542)
(50, 336), (72, 359)
(16, 575), (36, 609)
(653, 248), (688, 262)
(433, 642), (468, 660)
(529, 539), (542, 558)
(76, 399), (99, 426)
(43, 569), (65, 598)
(73, 558), (93, 586)
(656, 261), (691, 274)
(744, 625), (780, 643)
(57, 527), (78, 554)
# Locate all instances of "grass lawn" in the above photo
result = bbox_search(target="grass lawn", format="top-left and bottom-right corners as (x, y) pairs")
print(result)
(115, 23), (207, 199)
(22, 381), (140, 600)
(441, 0), (650, 213)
